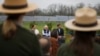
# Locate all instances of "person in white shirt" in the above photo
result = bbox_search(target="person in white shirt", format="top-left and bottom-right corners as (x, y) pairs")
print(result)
(30, 24), (39, 35)
(42, 25), (51, 38)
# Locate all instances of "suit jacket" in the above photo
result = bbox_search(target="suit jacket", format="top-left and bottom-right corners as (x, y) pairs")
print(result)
(42, 29), (51, 37)
(57, 28), (64, 36)
(0, 24), (42, 56)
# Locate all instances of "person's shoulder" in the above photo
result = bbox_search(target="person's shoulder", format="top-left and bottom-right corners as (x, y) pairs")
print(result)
(18, 26), (31, 33)
(94, 42), (100, 49)
(58, 43), (69, 52)
(17, 25), (36, 38)
(0, 24), (2, 33)
(35, 29), (39, 31)
(57, 43), (71, 56)
(94, 42), (100, 55)
(94, 42), (100, 53)
(61, 43), (69, 48)
(94, 43), (100, 47)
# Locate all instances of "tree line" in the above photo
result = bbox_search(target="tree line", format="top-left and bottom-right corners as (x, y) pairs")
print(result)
(0, 3), (100, 16)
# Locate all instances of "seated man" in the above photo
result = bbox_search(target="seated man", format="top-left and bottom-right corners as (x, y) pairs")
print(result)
(42, 25), (51, 38)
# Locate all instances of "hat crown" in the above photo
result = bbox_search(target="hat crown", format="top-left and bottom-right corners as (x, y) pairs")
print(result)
(75, 7), (97, 24)
(4, 0), (27, 6)
(0, 0), (37, 14)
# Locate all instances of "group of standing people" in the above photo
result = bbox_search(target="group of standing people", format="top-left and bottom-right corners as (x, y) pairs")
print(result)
(0, 0), (100, 56)
(30, 24), (65, 44)
(30, 24), (65, 56)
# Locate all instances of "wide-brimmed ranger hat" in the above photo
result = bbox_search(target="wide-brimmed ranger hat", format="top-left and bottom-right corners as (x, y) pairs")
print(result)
(0, 0), (37, 14)
(65, 7), (100, 31)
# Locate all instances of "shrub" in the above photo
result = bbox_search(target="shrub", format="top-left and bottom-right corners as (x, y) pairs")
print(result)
(47, 22), (52, 31)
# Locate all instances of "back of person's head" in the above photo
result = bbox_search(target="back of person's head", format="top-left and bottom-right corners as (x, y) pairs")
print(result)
(64, 7), (100, 56)
(57, 24), (61, 27)
(74, 31), (96, 40)
(0, 0), (37, 40)
(51, 29), (58, 39)
(30, 24), (37, 29)
(39, 38), (48, 46)
(30, 24), (35, 29)
(70, 31), (96, 56)
(44, 25), (48, 29)
(2, 13), (25, 40)
(39, 37), (50, 54)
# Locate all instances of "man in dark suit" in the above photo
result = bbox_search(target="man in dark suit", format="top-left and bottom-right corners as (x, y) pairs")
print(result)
(57, 24), (65, 46)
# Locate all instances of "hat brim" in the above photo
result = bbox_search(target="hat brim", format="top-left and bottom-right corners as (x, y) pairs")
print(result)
(65, 19), (100, 31)
(0, 3), (37, 14)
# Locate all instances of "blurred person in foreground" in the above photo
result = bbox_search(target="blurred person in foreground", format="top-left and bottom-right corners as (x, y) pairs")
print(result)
(57, 24), (65, 46)
(57, 7), (100, 56)
(30, 24), (39, 35)
(95, 36), (100, 44)
(39, 37), (50, 56)
(42, 25), (51, 38)
(50, 29), (59, 56)
(0, 0), (42, 56)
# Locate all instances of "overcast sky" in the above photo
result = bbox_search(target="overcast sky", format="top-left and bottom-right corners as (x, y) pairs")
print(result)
(0, 0), (100, 9)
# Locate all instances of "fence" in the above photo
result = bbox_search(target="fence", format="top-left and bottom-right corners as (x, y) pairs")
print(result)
(0, 16), (100, 21)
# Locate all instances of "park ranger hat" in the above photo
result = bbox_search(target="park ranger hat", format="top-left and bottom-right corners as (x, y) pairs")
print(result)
(0, 0), (37, 14)
(65, 7), (100, 31)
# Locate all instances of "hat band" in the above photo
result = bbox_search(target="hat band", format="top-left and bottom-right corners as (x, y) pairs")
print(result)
(73, 21), (97, 27)
(2, 4), (28, 9)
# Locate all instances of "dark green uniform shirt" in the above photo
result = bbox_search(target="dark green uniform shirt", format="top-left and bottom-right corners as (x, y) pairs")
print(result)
(57, 43), (100, 56)
(0, 25), (42, 56)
